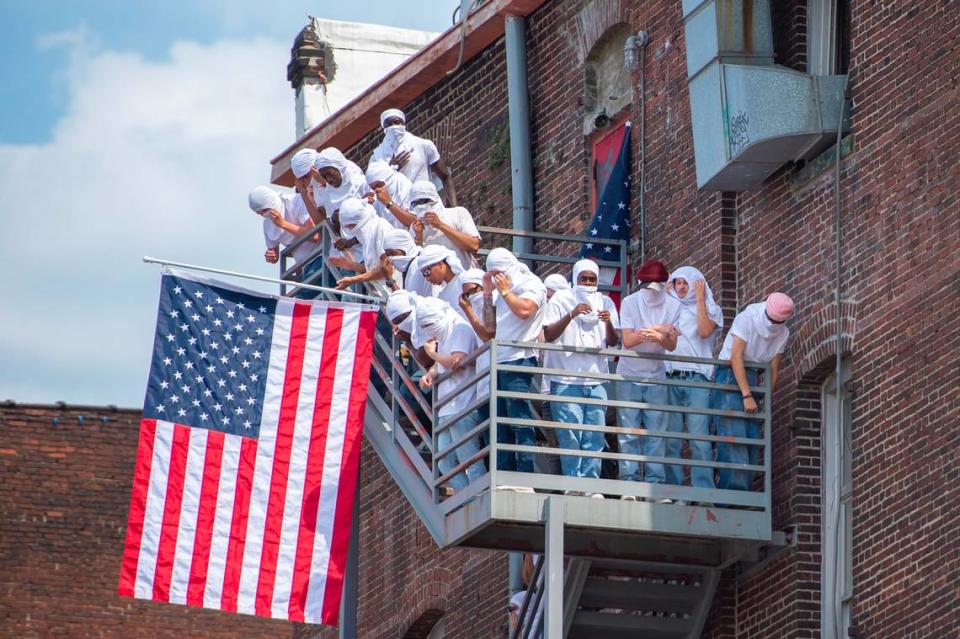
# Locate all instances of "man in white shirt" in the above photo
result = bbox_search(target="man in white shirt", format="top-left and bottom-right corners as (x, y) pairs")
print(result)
(407, 181), (481, 269)
(415, 297), (485, 492)
(481, 248), (547, 475)
(616, 260), (683, 496)
(713, 293), (793, 491)
(666, 267), (724, 491)
(247, 186), (319, 293)
(541, 260), (619, 488)
(380, 228), (436, 297)
(368, 108), (458, 205)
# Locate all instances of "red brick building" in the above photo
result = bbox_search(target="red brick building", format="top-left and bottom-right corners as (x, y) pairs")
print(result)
(3, 1), (957, 638)
(272, 0), (959, 637)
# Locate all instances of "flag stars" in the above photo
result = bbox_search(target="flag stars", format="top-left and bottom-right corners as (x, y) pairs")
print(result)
(160, 381), (169, 390)
(203, 389), (213, 398)
(244, 420), (252, 429)
(156, 405), (165, 413)
(617, 201), (626, 210)
(219, 355), (228, 364)
(183, 299), (193, 308)
(223, 333), (233, 342)
(176, 347), (186, 356)
(244, 337), (253, 346)
(256, 328), (265, 336)
(221, 416), (230, 425)
(173, 371), (183, 380)
(225, 392), (235, 402)
(238, 383), (247, 392)
(246, 397), (255, 406)
(163, 357), (172, 366)
(194, 290), (204, 299)
(226, 310), (235, 319)
(173, 286), (182, 294)
(210, 342), (220, 351)
(168, 310), (179, 318)
(200, 413), (208, 422)
(213, 403), (223, 412)
(252, 351), (262, 360)
(207, 364), (217, 374)
(202, 328), (211, 336)
(213, 319), (222, 327)
(191, 313), (200, 322)
(185, 362), (194, 370)
(246, 315), (256, 323)
(178, 408), (187, 417)
(216, 297), (224, 305)
(228, 370), (238, 378)
(181, 384), (190, 394)
(166, 333), (176, 342)
(205, 305), (213, 313)
(241, 361), (251, 369)
(217, 379), (226, 388)
(259, 306), (267, 313)
(170, 394), (180, 403)
(590, 228), (598, 236)
(234, 406), (244, 415)
(188, 337), (197, 346)
(237, 302), (245, 310)
(611, 223), (620, 231)
(250, 374), (259, 382)
(192, 399), (201, 408)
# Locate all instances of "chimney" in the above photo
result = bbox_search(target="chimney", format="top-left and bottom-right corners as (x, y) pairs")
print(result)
(287, 19), (337, 139)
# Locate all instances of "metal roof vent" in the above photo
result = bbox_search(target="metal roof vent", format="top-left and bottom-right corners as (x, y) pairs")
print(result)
(683, 0), (848, 191)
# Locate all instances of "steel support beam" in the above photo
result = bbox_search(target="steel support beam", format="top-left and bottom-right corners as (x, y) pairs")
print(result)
(544, 497), (564, 639)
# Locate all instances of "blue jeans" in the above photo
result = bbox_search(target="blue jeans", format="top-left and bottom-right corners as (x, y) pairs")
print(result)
(616, 381), (669, 483)
(712, 365), (762, 491)
(550, 382), (607, 479)
(437, 409), (485, 490)
(666, 373), (714, 488)
(496, 357), (538, 472)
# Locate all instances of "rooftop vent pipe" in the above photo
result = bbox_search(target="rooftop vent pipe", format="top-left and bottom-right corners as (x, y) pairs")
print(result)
(683, 0), (848, 190)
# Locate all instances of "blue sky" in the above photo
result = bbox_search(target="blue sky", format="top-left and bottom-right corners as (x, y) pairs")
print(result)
(0, 1), (454, 407)
(1, 1), (454, 144)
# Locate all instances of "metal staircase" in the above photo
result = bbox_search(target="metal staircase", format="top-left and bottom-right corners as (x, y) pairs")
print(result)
(280, 223), (783, 638)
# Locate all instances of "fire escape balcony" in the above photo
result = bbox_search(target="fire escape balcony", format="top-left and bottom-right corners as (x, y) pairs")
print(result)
(279, 223), (784, 638)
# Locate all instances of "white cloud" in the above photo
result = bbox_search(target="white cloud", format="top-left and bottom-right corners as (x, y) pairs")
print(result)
(0, 31), (295, 406)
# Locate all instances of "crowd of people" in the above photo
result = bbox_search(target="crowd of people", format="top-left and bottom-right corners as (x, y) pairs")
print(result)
(247, 108), (795, 501)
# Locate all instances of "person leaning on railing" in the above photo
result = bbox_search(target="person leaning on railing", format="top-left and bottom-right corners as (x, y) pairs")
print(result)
(615, 260), (683, 501)
(385, 290), (434, 440)
(540, 259), (620, 495)
(415, 297), (486, 495)
(482, 248), (547, 477)
(246, 185), (319, 297)
(713, 293), (794, 491)
(665, 267), (725, 494)
(378, 229), (435, 297)
(333, 197), (395, 291)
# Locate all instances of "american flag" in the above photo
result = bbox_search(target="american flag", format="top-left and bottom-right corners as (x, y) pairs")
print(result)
(582, 121), (632, 304)
(118, 270), (377, 625)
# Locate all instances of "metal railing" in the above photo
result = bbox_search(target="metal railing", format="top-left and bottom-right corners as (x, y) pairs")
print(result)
(429, 341), (772, 517)
(278, 219), (773, 534)
(477, 226), (630, 300)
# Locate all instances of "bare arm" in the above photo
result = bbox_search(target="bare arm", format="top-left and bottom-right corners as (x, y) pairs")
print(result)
(460, 296), (494, 341)
(769, 353), (782, 391)
(424, 212), (479, 254)
(622, 326), (677, 350)
(601, 312), (620, 347)
(374, 187), (417, 226)
(694, 281), (718, 339)
(730, 336), (759, 413)
(542, 304), (591, 342)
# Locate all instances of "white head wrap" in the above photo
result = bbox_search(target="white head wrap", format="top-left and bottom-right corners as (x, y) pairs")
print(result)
(418, 244), (464, 275)
(382, 228), (420, 273)
(407, 180), (447, 221)
(338, 196), (375, 236)
(315, 147), (369, 212)
(544, 274), (571, 292)
(414, 296), (460, 343)
(380, 108), (406, 129)
(461, 268), (485, 287)
(485, 247), (537, 294)
(248, 186), (282, 213)
(668, 266), (723, 327)
(365, 160), (412, 212)
(290, 148), (318, 178)
(386, 289), (418, 321)
(572, 259), (602, 329)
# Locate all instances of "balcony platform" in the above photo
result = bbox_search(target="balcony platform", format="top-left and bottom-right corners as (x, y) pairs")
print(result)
(443, 485), (778, 569)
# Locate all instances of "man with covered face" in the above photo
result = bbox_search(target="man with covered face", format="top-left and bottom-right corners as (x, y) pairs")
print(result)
(541, 259), (620, 490)
(615, 260), (683, 499)
(408, 181), (480, 269)
(368, 108), (457, 205)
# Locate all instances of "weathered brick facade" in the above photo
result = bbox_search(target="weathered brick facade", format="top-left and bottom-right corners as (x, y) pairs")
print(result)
(0, 403), (292, 638)
(4, 1), (957, 638)
(330, 0), (959, 637)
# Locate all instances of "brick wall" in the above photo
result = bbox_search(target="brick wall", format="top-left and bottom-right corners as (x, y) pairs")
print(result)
(294, 440), (509, 639)
(338, 0), (960, 637)
(0, 404), (292, 638)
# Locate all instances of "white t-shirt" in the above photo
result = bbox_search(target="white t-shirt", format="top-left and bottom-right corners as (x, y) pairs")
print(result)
(494, 275), (547, 363)
(718, 303), (790, 364)
(370, 132), (442, 189)
(543, 290), (619, 386)
(437, 273), (466, 320)
(669, 302), (724, 379)
(262, 193), (317, 263)
(435, 320), (480, 418)
(616, 290), (683, 379)
(415, 206), (481, 269)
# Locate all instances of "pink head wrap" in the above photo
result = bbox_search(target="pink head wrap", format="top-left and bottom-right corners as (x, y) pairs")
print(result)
(765, 293), (794, 322)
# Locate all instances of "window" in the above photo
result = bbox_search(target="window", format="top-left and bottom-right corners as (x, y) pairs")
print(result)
(821, 362), (853, 639)
(808, 0), (851, 75)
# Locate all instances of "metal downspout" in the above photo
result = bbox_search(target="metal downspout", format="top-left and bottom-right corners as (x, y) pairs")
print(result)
(505, 15), (534, 256)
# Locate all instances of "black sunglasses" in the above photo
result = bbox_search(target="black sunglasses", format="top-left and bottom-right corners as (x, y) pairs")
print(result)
(765, 311), (786, 325)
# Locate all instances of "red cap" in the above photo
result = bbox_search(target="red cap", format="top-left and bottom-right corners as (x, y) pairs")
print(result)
(636, 260), (669, 283)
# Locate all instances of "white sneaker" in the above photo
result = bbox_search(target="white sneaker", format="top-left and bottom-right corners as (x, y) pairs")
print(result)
(497, 485), (535, 493)
(656, 498), (674, 505)
(675, 500), (688, 506)
(589, 492), (605, 500)
(565, 490), (584, 497)
(621, 494), (637, 501)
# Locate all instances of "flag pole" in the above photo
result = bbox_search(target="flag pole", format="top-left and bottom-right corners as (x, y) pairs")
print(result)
(142, 256), (385, 304)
